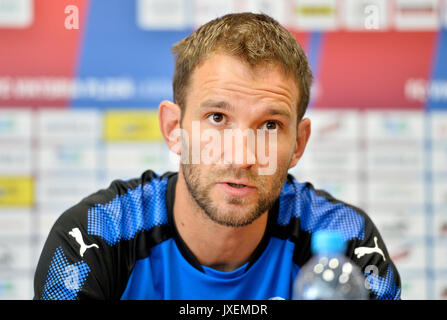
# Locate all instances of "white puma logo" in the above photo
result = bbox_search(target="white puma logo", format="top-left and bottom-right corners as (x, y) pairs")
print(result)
(354, 237), (386, 261)
(68, 228), (99, 258)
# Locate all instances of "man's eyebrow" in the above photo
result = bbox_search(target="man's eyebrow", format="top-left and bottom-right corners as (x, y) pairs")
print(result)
(199, 100), (292, 118)
(263, 106), (291, 118)
(199, 100), (235, 112)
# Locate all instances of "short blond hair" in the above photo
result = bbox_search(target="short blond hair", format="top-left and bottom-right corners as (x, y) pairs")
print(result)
(171, 12), (313, 121)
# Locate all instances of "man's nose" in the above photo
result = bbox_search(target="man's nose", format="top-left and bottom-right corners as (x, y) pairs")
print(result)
(222, 128), (257, 168)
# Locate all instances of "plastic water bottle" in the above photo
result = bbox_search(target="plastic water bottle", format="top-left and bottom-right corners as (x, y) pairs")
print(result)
(292, 230), (370, 300)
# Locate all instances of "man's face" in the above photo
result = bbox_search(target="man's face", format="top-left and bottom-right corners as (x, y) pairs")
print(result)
(179, 53), (302, 227)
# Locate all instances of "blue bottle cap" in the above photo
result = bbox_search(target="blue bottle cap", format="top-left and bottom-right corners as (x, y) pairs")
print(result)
(311, 230), (347, 255)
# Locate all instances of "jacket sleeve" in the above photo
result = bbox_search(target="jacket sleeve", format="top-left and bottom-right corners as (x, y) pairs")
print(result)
(346, 214), (402, 300)
(33, 198), (119, 300)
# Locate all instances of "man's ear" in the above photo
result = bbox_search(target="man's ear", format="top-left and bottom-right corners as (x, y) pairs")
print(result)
(158, 100), (182, 155)
(289, 118), (311, 169)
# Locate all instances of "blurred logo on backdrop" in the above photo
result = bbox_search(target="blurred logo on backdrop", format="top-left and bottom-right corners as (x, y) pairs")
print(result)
(293, 0), (338, 31)
(104, 110), (162, 142)
(0, 177), (33, 207)
(395, 0), (441, 30)
(0, 0), (33, 28)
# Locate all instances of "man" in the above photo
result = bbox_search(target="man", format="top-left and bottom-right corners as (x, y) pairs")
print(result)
(34, 13), (401, 300)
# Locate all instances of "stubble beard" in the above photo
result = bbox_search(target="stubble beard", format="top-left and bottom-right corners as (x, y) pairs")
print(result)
(181, 163), (289, 227)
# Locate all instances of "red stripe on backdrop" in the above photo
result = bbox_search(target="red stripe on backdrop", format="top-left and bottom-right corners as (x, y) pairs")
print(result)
(0, 0), (88, 108)
(290, 31), (310, 56)
(312, 31), (437, 110)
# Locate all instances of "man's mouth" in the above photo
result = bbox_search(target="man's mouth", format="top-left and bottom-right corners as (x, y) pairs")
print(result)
(226, 183), (247, 188)
(218, 180), (256, 197)
(222, 179), (254, 188)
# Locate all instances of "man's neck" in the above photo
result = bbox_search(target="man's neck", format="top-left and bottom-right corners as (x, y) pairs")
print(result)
(173, 170), (269, 272)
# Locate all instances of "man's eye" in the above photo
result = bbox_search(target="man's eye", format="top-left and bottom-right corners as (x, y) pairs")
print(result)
(262, 121), (279, 131)
(207, 113), (225, 124)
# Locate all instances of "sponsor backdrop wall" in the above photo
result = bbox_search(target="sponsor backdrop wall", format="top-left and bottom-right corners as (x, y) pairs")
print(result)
(0, 0), (446, 299)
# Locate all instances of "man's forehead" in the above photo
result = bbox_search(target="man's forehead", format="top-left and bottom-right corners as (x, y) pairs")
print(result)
(194, 51), (288, 77)
(189, 53), (299, 98)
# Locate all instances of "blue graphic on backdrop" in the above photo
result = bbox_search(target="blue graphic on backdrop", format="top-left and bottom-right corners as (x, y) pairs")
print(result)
(72, 0), (191, 109)
(428, 29), (447, 110)
(307, 31), (323, 109)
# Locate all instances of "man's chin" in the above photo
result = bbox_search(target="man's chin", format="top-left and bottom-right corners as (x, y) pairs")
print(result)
(206, 214), (261, 228)
(203, 204), (266, 228)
